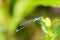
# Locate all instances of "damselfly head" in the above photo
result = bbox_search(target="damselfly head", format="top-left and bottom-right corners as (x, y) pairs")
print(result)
(34, 16), (41, 21)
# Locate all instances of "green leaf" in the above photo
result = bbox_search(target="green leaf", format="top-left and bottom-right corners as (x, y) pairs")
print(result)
(52, 20), (60, 35)
(55, 25), (60, 35)
(40, 17), (51, 34)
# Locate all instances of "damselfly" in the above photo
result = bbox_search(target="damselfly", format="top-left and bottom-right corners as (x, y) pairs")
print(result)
(16, 16), (42, 32)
